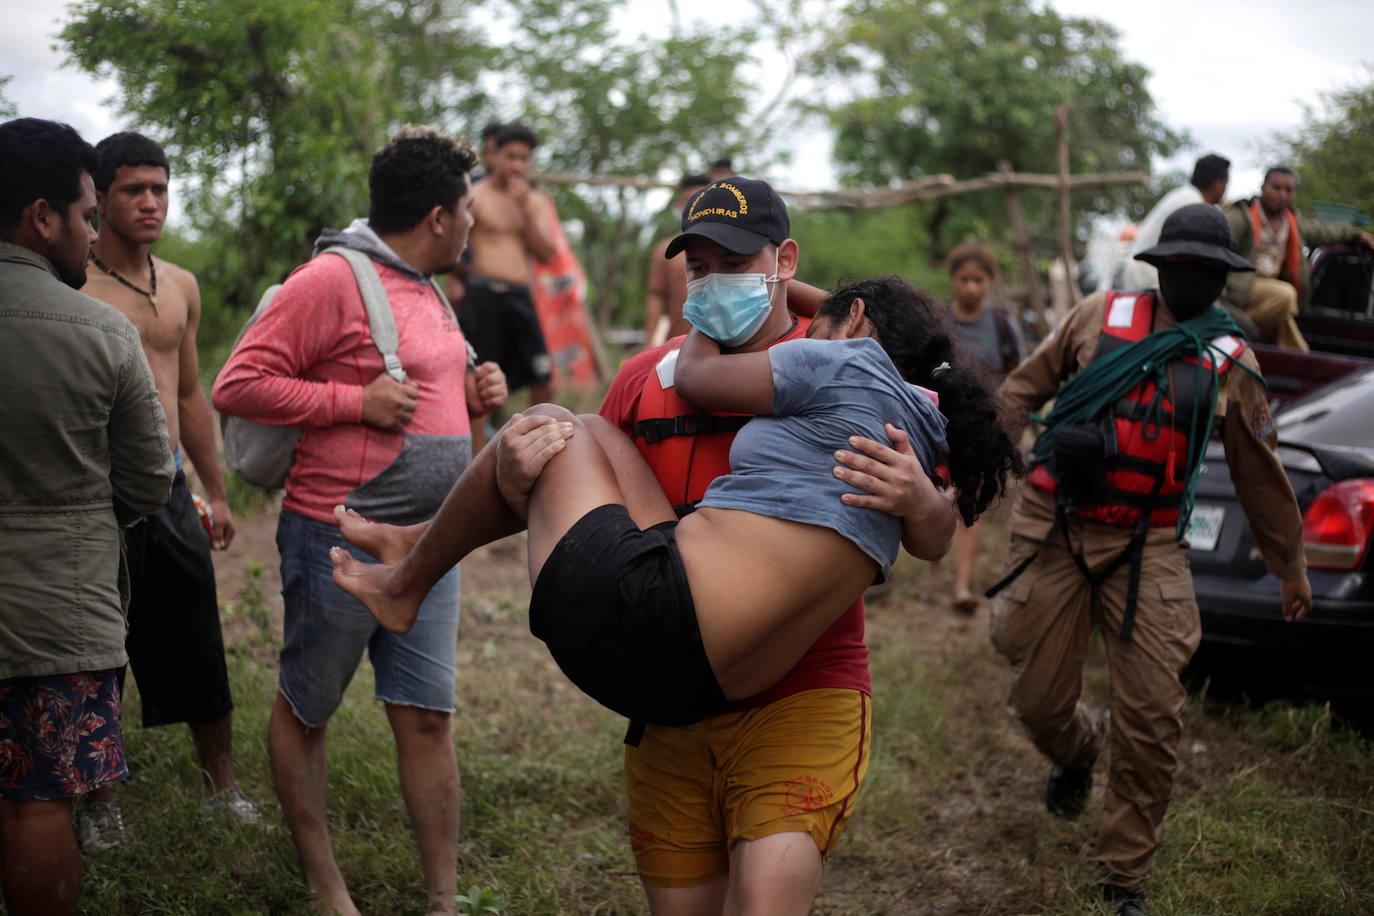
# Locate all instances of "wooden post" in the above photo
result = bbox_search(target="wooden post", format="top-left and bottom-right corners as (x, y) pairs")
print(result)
(1055, 104), (1079, 310)
(998, 160), (1046, 321)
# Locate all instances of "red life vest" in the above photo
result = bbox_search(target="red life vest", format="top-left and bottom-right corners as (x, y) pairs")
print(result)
(1028, 292), (1245, 529)
(632, 320), (810, 515)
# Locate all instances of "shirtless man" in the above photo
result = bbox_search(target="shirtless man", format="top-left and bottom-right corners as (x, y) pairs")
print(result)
(459, 123), (556, 405)
(643, 173), (710, 348)
(477, 122), (502, 178)
(79, 132), (257, 849)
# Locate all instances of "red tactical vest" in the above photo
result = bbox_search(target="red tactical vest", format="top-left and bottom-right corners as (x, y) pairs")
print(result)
(1028, 291), (1245, 528)
(632, 320), (809, 515)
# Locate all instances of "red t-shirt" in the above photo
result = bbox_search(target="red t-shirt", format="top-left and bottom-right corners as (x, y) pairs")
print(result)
(600, 327), (871, 706)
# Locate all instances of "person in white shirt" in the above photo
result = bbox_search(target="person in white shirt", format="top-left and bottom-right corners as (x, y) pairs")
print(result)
(1120, 154), (1230, 290)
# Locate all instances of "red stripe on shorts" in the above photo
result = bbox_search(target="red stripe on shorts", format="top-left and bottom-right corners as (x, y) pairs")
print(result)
(821, 692), (868, 855)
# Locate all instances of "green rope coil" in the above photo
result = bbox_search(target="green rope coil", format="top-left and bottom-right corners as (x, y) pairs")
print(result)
(1029, 305), (1264, 538)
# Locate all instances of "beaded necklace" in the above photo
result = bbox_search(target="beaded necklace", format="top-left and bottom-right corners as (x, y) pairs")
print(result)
(91, 252), (157, 315)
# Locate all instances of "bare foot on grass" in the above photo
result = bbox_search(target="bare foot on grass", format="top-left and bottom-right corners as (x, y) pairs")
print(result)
(952, 587), (980, 615)
(307, 888), (360, 916)
(329, 547), (422, 634)
(335, 505), (420, 564)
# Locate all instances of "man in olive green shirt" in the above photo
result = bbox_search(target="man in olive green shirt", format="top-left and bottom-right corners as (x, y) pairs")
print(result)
(0, 117), (173, 916)
(1224, 166), (1374, 350)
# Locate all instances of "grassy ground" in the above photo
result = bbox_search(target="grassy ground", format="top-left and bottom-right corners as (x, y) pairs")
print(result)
(64, 509), (1374, 915)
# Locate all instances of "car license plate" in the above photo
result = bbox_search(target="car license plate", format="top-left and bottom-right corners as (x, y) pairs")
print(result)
(1186, 504), (1225, 552)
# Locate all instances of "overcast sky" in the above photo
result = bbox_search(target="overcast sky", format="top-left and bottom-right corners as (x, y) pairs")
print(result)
(5, 0), (1371, 215)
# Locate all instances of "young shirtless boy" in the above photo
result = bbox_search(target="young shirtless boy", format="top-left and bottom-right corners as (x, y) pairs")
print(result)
(79, 132), (257, 849)
(458, 123), (557, 405)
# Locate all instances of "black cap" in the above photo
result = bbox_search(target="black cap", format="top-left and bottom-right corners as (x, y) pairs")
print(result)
(664, 176), (790, 258)
(1134, 203), (1254, 271)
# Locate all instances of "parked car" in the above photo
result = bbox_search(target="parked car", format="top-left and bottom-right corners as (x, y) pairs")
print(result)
(1187, 351), (1374, 701)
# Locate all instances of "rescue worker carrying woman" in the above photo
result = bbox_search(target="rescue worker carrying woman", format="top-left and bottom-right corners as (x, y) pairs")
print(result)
(987, 204), (1312, 916)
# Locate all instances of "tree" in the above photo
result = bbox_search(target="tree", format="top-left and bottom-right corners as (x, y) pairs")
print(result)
(496, 0), (754, 327)
(61, 0), (496, 315)
(1273, 70), (1374, 223)
(58, 0), (760, 339)
(0, 75), (15, 119)
(811, 0), (1181, 258)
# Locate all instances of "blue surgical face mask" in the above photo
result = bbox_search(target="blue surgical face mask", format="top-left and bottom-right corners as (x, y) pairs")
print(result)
(682, 249), (781, 347)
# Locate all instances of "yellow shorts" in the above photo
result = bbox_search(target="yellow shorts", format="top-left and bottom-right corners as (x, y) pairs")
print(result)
(624, 688), (872, 888)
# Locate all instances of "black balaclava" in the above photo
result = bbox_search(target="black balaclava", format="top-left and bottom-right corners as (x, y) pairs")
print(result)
(1158, 260), (1229, 321)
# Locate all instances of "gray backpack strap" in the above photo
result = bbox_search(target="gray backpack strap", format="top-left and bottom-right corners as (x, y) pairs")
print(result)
(429, 276), (449, 307)
(429, 275), (478, 367)
(326, 247), (406, 382)
(250, 282), (281, 321)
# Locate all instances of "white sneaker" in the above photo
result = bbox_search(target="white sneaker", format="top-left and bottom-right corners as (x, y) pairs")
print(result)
(77, 800), (126, 852)
(204, 785), (262, 824)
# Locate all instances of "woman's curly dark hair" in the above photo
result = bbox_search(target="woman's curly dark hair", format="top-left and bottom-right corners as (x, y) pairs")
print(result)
(818, 276), (1025, 526)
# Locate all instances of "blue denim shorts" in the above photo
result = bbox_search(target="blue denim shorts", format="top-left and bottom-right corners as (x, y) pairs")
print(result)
(276, 510), (461, 727)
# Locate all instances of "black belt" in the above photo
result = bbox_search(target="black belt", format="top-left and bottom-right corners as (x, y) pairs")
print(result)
(986, 473), (1165, 644)
(468, 276), (530, 295)
(634, 414), (750, 445)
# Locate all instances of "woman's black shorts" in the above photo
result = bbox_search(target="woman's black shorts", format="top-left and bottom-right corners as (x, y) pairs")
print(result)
(528, 504), (727, 727)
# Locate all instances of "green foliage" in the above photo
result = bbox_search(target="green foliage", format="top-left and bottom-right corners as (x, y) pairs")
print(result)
(0, 75), (15, 119)
(1274, 69), (1374, 223)
(500, 0), (752, 326)
(454, 884), (504, 915)
(57, 0), (756, 336)
(61, 0), (497, 316)
(230, 560), (278, 653)
(224, 468), (277, 519)
(51, 0), (1187, 338)
(790, 206), (947, 295)
(811, 0), (1182, 256)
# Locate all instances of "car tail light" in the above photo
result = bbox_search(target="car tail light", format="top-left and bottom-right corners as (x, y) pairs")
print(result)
(1302, 479), (1374, 570)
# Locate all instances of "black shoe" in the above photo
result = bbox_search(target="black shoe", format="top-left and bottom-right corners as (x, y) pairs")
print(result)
(1099, 883), (1148, 916)
(1045, 709), (1104, 818)
(1045, 762), (1094, 818)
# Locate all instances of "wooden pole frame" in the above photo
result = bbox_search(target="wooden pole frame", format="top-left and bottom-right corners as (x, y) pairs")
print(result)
(1055, 103), (1080, 310)
(537, 168), (1146, 211)
(998, 160), (1046, 320)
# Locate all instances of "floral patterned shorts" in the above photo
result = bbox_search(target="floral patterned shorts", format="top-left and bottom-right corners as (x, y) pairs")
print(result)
(0, 669), (127, 801)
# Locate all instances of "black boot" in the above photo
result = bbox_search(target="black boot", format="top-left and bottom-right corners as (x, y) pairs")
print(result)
(1044, 762), (1094, 818)
(1045, 708), (1104, 818)
(1099, 883), (1148, 916)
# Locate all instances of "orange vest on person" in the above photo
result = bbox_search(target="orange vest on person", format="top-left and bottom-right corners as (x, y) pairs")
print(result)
(631, 320), (810, 515)
(616, 314), (870, 704)
(1028, 291), (1245, 529)
(1248, 201), (1304, 298)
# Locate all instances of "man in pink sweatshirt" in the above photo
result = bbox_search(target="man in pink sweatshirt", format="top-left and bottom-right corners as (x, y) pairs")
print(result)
(214, 126), (505, 916)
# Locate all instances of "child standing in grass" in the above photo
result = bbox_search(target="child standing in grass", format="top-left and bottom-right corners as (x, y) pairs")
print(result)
(944, 243), (1024, 612)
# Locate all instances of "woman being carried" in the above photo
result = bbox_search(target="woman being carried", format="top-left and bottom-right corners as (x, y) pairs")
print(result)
(332, 276), (1024, 727)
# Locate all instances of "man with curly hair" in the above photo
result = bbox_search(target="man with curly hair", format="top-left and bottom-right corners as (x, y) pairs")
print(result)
(214, 126), (505, 915)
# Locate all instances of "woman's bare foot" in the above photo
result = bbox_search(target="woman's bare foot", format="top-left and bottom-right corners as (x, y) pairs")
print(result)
(334, 505), (422, 564)
(495, 415), (574, 519)
(952, 586), (980, 614)
(329, 547), (423, 634)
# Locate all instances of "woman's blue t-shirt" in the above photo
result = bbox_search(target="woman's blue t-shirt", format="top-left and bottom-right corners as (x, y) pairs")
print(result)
(696, 336), (948, 582)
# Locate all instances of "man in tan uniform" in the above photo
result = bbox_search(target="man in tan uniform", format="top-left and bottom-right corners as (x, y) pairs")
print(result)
(990, 205), (1312, 915)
